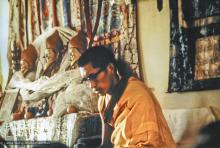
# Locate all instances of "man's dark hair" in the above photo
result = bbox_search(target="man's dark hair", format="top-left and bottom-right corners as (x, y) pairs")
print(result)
(78, 46), (116, 70)
(78, 46), (133, 78)
(78, 46), (134, 123)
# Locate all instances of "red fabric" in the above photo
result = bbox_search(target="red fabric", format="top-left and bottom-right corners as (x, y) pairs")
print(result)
(21, 44), (38, 68)
(52, 0), (58, 27)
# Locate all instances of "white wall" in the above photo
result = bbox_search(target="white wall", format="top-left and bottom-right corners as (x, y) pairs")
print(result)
(137, 0), (220, 109)
(0, 0), (9, 90)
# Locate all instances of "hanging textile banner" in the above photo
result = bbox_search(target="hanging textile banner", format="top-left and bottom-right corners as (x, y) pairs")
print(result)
(168, 0), (220, 92)
(79, 0), (140, 76)
(8, 0), (141, 77)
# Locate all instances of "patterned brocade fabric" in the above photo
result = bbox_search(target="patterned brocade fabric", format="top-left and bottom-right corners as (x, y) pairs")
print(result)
(8, 0), (141, 78)
(168, 0), (220, 92)
(0, 112), (101, 147)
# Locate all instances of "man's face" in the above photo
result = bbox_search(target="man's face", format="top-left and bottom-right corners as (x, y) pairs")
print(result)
(44, 48), (57, 66)
(20, 59), (30, 75)
(68, 47), (81, 67)
(79, 63), (114, 95)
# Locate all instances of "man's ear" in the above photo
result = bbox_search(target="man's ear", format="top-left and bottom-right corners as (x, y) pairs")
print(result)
(107, 63), (115, 73)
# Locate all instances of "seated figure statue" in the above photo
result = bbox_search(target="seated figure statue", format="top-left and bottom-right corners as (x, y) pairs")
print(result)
(66, 31), (88, 70)
(20, 44), (38, 81)
(40, 30), (65, 77)
(10, 29), (98, 119)
(10, 44), (38, 120)
(52, 31), (98, 117)
(26, 30), (65, 118)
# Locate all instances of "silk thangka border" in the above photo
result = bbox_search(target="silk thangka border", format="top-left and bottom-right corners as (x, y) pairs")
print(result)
(168, 0), (220, 92)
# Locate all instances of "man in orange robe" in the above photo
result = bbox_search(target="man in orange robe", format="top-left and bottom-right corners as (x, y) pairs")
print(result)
(78, 46), (176, 148)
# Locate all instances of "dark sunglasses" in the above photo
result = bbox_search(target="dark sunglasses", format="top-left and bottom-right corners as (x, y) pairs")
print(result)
(81, 68), (105, 83)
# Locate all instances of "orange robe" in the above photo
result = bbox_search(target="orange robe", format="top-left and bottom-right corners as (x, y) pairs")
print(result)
(98, 77), (176, 148)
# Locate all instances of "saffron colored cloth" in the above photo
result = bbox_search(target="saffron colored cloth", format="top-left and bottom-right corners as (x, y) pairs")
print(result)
(98, 77), (176, 148)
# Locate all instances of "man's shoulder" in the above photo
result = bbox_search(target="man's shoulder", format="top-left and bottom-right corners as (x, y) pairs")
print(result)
(126, 77), (147, 92)
(123, 77), (154, 104)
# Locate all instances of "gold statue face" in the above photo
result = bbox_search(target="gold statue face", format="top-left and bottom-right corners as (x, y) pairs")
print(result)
(44, 48), (57, 69)
(68, 47), (81, 67)
(20, 59), (30, 75)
